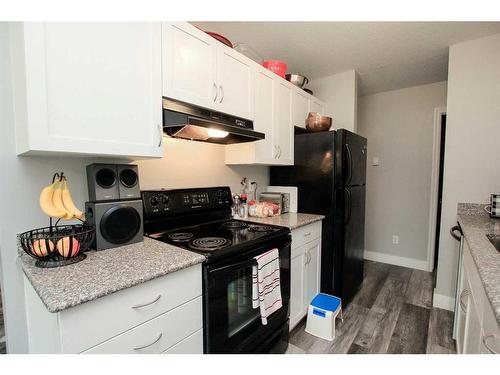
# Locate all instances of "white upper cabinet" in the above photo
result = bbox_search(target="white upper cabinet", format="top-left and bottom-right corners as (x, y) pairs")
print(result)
(292, 88), (310, 128)
(310, 97), (325, 115)
(163, 22), (254, 121)
(10, 22), (163, 158)
(225, 67), (294, 166)
(252, 67), (276, 163)
(217, 46), (255, 120)
(162, 22), (218, 111)
(273, 81), (293, 164)
(292, 86), (326, 129)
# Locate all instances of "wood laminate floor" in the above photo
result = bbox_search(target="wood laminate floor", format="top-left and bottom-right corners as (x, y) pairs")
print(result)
(0, 286), (5, 354)
(287, 260), (456, 354)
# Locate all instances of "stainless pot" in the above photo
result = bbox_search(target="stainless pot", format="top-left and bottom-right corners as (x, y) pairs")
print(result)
(285, 74), (309, 88)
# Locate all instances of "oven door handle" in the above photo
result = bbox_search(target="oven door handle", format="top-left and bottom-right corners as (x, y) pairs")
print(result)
(208, 258), (258, 274)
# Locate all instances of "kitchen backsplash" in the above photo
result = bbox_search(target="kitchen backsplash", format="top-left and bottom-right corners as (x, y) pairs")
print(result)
(136, 137), (269, 195)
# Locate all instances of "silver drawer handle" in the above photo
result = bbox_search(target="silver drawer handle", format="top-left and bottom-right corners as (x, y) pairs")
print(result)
(304, 232), (312, 237)
(459, 289), (469, 313)
(133, 333), (163, 351)
(482, 334), (499, 354)
(132, 294), (162, 309)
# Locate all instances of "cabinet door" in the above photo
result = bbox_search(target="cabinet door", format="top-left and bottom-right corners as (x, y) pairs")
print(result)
(463, 293), (482, 354)
(253, 67), (276, 163)
(310, 98), (325, 115)
(290, 249), (306, 330)
(217, 46), (255, 120)
(456, 267), (468, 353)
(304, 239), (321, 308)
(163, 22), (218, 111)
(292, 89), (310, 128)
(274, 81), (293, 165)
(13, 23), (163, 158)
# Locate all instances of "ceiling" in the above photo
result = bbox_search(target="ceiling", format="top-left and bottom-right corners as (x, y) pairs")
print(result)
(191, 22), (500, 96)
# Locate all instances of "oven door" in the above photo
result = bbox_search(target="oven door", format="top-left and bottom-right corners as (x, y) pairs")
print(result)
(203, 236), (291, 353)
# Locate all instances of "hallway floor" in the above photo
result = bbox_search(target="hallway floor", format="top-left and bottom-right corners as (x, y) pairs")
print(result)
(287, 260), (456, 354)
(0, 287), (5, 354)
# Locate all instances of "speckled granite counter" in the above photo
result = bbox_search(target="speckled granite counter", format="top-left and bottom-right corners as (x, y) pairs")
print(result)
(457, 203), (500, 323)
(245, 212), (324, 230)
(18, 237), (205, 313)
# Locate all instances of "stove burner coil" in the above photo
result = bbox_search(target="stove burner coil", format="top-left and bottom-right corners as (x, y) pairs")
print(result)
(168, 232), (194, 242)
(188, 237), (232, 251)
(221, 221), (249, 230)
(248, 225), (274, 233)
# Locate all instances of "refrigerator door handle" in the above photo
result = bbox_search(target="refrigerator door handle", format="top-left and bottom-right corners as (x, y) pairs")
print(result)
(344, 187), (352, 226)
(345, 143), (353, 185)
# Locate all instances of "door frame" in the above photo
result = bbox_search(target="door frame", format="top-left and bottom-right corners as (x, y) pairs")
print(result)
(426, 107), (447, 272)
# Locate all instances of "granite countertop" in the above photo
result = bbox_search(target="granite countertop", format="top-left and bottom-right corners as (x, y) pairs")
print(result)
(18, 237), (205, 313)
(245, 212), (324, 230)
(457, 203), (500, 323)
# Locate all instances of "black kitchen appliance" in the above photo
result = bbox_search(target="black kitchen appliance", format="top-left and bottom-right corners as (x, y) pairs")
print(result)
(142, 187), (291, 354)
(270, 128), (367, 305)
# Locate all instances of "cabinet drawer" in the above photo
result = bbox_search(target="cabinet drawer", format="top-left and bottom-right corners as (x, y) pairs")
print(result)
(60, 264), (202, 353)
(83, 296), (202, 354)
(292, 222), (321, 249)
(162, 328), (203, 354)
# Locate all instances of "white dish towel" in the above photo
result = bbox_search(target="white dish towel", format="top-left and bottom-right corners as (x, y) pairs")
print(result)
(252, 248), (282, 325)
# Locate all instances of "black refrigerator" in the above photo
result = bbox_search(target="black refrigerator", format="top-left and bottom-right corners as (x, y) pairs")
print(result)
(270, 128), (367, 305)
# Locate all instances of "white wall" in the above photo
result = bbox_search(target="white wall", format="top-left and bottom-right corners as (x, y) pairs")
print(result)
(137, 138), (269, 194)
(435, 33), (500, 305)
(0, 24), (268, 353)
(357, 81), (448, 269)
(309, 70), (358, 132)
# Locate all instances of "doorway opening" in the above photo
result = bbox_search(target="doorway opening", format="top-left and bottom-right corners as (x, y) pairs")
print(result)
(427, 107), (447, 284)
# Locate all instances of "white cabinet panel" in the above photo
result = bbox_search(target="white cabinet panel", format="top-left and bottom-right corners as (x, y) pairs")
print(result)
(305, 239), (321, 307)
(310, 98), (325, 115)
(289, 222), (322, 331)
(292, 89), (310, 128)
(162, 329), (203, 354)
(290, 249), (306, 330)
(274, 81), (293, 164)
(83, 297), (202, 354)
(252, 68), (276, 163)
(11, 22), (163, 158)
(217, 46), (254, 120)
(163, 22), (218, 111)
(464, 290), (481, 354)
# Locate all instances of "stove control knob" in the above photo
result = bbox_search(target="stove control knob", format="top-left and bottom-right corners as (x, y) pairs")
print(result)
(160, 195), (169, 205)
(150, 196), (159, 207)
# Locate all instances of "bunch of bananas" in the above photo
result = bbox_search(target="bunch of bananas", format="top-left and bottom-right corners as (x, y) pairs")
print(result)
(39, 177), (84, 220)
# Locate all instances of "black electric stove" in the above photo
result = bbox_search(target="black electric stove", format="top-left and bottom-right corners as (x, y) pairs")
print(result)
(142, 187), (291, 354)
(148, 219), (287, 260)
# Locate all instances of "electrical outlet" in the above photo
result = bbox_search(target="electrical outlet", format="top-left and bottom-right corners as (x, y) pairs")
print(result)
(392, 235), (399, 245)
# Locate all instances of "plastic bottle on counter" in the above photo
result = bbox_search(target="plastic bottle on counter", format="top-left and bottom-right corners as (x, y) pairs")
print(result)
(239, 194), (248, 219)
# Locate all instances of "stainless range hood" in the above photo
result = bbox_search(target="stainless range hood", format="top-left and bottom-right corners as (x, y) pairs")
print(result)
(163, 98), (265, 144)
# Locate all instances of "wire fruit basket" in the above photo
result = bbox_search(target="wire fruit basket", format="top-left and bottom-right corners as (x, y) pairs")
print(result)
(19, 224), (95, 268)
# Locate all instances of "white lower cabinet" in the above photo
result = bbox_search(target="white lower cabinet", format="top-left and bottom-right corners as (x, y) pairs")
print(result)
(289, 222), (322, 331)
(162, 329), (203, 354)
(456, 239), (499, 354)
(24, 264), (203, 354)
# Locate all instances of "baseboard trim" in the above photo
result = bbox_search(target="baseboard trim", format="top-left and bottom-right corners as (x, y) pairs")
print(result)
(433, 291), (455, 311)
(364, 250), (429, 271)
